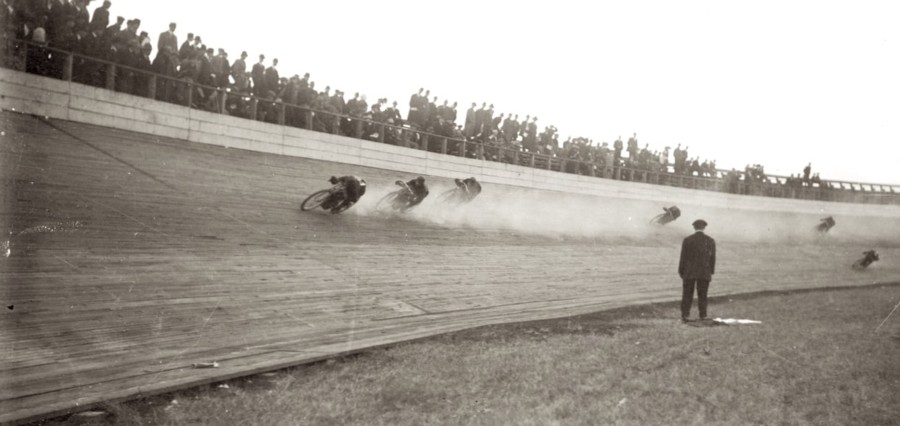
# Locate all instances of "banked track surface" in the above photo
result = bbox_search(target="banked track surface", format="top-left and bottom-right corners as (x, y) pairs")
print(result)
(1, 111), (899, 424)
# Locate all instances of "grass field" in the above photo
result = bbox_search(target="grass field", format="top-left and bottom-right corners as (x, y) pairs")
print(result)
(36, 284), (900, 426)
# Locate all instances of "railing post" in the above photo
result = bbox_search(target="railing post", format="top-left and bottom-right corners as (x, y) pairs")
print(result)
(354, 119), (363, 139)
(559, 159), (566, 173)
(20, 41), (28, 72)
(331, 114), (340, 134)
(513, 149), (520, 165)
(459, 140), (466, 157)
(277, 103), (286, 125)
(62, 52), (73, 81)
(218, 88), (227, 113)
(105, 64), (116, 90)
(477, 143), (484, 160)
(378, 124), (385, 143)
(529, 153), (535, 168)
(441, 138), (448, 154)
(186, 82), (193, 108)
(249, 98), (258, 120)
(421, 132), (429, 151)
(147, 75), (157, 100)
(305, 110), (313, 130)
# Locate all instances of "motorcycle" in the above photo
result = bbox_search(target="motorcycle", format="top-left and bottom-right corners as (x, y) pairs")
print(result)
(650, 205), (681, 226)
(852, 250), (879, 270)
(815, 216), (836, 233)
(375, 181), (421, 213)
(300, 184), (352, 214)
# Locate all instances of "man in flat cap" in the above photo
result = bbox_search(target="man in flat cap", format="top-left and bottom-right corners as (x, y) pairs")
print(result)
(678, 219), (716, 322)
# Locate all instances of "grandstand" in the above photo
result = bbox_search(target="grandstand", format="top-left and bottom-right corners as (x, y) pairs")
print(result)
(2, 36), (898, 204)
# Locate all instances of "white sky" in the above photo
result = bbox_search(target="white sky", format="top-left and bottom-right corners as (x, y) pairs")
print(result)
(98, 0), (899, 184)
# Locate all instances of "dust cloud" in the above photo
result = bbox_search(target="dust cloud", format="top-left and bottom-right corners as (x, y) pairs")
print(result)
(352, 181), (900, 248)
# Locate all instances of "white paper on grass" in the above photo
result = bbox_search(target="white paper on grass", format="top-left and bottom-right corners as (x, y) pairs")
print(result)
(713, 318), (762, 325)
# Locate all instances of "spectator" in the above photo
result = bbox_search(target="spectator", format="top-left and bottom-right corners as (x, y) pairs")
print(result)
(138, 30), (151, 52)
(231, 51), (248, 93)
(134, 42), (152, 95)
(345, 92), (360, 116)
(463, 102), (476, 139)
(72, 0), (89, 31)
(501, 113), (515, 143)
(492, 112), (503, 136)
(803, 163), (811, 185)
(384, 100), (401, 125)
(157, 22), (177, 60)
(114, 39), (139, 94)
(217, 50), (230, 88)
(197, 47), (213, 87)
(627, 133), (638, 160)
(72, 26), (103, 85)
(104, 15), (124, 47)
(473, 102), (488, 140)
(276, 75), (300, 123)
(331, 89), (346, 118)
(518, 114), (530, 144)
(90, 0), (111, 32)
(110, 18), (138, 56)
(264, 57), (279, 95)
(250, 54), (265, 95)
(423, 95), (438, 131)
(47, 0), (74, 37)
(525, 116), (538, 151)
(480, 104), (494, 141)
(673, 144), (684, 174)
(25, 19), (49, 76)
(659, 147), (670, 172)
(613, 136), (623, 163)
(178, 32), (193, 58)
(152, 37), (178, 102)
(407, 88), (424, 129)
(679, 219), (716, 322)
(209, 48), (226, 87)
(49, 18), (76, 78)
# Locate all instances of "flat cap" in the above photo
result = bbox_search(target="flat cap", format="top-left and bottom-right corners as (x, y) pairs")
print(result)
(692, 219), (708, 229)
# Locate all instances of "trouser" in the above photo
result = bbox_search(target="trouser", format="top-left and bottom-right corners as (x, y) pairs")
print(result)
(681, 279), (710, 319)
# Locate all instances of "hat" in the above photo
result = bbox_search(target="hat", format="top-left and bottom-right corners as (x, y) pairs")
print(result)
(692, 219), (708, 230)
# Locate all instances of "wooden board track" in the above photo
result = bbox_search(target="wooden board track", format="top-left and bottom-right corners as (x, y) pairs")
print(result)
(1, 111), (898, 424)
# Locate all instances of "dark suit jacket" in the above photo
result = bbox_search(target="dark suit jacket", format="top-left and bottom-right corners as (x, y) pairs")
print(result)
(157, 31), (178, 55)
(679, 231), (716, 281)
(91, 8), (110, 32)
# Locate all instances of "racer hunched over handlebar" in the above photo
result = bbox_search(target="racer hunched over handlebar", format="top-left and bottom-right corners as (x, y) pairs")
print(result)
(300, 175), (367, 214)
(395, 176), (430, 211)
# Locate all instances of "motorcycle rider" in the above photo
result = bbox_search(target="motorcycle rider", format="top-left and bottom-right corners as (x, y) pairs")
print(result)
(395, 175), (429, 211)
(454, 176), (482, 201)
(325, 175), (367, 213)
(663, 205), (681, 220)
(816, 216), (836, 233)
(854, 250), (879, 269)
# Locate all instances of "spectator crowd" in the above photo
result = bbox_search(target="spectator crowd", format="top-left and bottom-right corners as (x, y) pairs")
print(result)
(4, 0), (891, 195)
